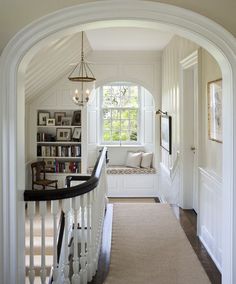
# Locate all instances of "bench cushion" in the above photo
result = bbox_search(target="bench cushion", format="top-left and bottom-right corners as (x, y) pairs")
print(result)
(88, 165), (156, 175)
(107, 166), (156, 174)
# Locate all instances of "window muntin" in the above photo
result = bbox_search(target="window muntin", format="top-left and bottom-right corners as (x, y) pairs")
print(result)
(101, 84), (140, 144)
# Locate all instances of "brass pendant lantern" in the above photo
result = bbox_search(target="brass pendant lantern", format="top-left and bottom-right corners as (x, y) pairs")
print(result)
(68, 31), (96, 106)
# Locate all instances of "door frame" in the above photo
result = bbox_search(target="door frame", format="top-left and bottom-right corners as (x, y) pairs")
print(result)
(179, 50), (199, 211)
(0, 1), (236, 283)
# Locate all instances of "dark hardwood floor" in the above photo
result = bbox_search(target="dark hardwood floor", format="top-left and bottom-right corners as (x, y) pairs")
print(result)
(90, 199), (221, 284)
(170, 205), (221, 284)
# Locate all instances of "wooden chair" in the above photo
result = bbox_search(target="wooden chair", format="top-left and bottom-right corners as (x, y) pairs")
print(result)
(31, 161), (58, 190)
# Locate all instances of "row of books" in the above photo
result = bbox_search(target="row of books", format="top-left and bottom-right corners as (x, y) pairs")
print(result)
(37, 145), (81, 157)
(45, 160), (81, 174)
(37, 132), (55, 142)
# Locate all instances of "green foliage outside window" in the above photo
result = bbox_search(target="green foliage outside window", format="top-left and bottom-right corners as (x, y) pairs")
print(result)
(102, 84), (139, 143)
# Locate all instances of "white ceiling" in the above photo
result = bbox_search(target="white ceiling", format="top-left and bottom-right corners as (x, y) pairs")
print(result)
(86, 27), (173, 51)
(25, 28), (173, 101)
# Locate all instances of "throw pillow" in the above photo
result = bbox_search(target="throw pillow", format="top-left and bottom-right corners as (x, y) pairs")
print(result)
(126, 152), (142, 168)
(141, 152), (153, 168)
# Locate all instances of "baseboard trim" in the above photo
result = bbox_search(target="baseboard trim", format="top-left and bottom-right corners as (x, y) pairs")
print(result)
(199, 235), (222, 273)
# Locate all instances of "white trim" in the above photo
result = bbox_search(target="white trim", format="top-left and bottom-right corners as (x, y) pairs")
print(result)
(179, 50), (199, 209)
(0, 1), (235, 283)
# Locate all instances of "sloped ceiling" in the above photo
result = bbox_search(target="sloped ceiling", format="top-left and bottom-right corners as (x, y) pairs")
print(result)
(25, 32), (92, 101)
(25, 28), (173, 101)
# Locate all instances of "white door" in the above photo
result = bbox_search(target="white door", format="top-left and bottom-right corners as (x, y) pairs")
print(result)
(180, 52), (199, 212)
(192, 66), (199, 213)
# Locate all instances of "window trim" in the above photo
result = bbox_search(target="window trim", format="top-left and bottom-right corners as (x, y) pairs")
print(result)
(100, 83), (141, 145)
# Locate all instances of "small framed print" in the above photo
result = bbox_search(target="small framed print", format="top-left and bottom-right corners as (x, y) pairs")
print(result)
(46, 118), (55, 126)
(56, 128), (72, 141)
(54, 112), (66, 125)
(72, 127), (81, 141)
(61, 117), (72, 126)
(160, 114), (172, 154)
(38, 111), (50, 126)
(72, 111), (81, 126)
(208, 79), (222, 143)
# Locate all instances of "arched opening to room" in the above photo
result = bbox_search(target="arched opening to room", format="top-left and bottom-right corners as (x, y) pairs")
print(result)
(0, 2), (235, 283)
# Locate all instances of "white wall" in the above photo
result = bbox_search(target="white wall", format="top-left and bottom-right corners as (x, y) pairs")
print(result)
(160, 36), (223, 270)
(86, 51), (161, 167)
(200, 49), (222, 176)
(159, 36), (198, 204)
(198, 49), (222, 270)
(26, 50), (161, 176)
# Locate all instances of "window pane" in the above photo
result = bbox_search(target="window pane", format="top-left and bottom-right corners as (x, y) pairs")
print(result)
(120, 110), (129, 119)
(129, 95), (139, 107)
(129, 109), (138, 120)
(120, 131), (129, 141)
(103, 131), (111, 141)
(130, 86), (138, 96)
(112, 120), (121, 131)
(102, 83), (140, 143)
(112, 131), (120, 141)
(112, 109), (120, 119)
(103, 119), (111, 130)
(103, 109), (111, 119)
(120, 120), (129, 130)
(130, 120), (137, 129)
(111, 86), (121, 106)
(130, 130), (138, 141)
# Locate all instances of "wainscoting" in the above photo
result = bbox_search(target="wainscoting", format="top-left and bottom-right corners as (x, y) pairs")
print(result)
(198, 167), (222, 271)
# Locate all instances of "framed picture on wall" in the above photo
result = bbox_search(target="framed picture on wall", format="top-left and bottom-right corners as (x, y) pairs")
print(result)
(208, 78), (222, 143)
(160, 114), (172, 154)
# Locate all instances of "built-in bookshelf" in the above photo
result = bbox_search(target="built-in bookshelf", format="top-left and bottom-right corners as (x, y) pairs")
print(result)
(37, 109), (82, 174)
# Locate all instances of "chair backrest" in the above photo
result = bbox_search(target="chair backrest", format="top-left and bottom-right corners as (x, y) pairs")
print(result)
(31, 161), (46, 182)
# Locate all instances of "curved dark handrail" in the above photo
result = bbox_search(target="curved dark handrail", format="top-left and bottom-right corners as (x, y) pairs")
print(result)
(24, 147), (107, 202)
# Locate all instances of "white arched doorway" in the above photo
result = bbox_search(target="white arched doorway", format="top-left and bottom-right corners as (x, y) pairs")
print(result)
(0, 1), (235, 283)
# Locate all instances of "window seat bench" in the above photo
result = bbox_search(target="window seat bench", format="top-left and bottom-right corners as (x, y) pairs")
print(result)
(88, 165), (158, 197)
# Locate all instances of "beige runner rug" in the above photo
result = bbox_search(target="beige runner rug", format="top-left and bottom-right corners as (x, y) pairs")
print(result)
(104, 203), (210, 284)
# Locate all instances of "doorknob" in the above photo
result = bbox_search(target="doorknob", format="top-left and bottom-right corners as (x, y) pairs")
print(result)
(191, 146), (196, 151)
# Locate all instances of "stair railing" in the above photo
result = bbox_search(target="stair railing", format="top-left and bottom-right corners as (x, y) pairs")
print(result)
(24, 147), (108, 284)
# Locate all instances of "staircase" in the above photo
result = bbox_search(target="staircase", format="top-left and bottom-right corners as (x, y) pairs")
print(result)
(25, 202), (54, 283)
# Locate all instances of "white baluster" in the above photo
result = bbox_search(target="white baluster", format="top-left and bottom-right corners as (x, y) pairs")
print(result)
(62, 199), (71, 284)
(86, 192), (93, 282)
(91, 189), (97, 276)
(71, 196), (80, 284)
(80, 195), (87, 284)
(39, 201), (47, 284)
(51, 200), (59, 284)
(27, 201), (36, 284)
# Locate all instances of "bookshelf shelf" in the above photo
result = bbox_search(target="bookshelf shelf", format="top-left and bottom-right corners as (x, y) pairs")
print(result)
(37, 141), (81, 145)
(36, 109), (82, 175)
(38, 156), (81, 159)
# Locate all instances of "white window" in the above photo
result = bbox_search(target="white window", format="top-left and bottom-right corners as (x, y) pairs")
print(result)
(100, 83), (140, 145)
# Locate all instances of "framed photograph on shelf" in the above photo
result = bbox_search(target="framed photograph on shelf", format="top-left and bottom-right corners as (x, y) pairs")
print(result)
(38, 111), (50, 126)
(44, 159), (55, 172)
(160, 114), (172, 154)
(72, 111), (81, 126)
(54, 112), (66, 125)
(61, 117), (72, 126)
(208, 78), (222, 143)
(56, 128), (72, 141)
(46, 118), (55, 126)
(72, 127), (81, 141)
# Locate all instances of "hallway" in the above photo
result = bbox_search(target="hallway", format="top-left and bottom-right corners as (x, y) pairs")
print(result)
(91, 198), (221, 284)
